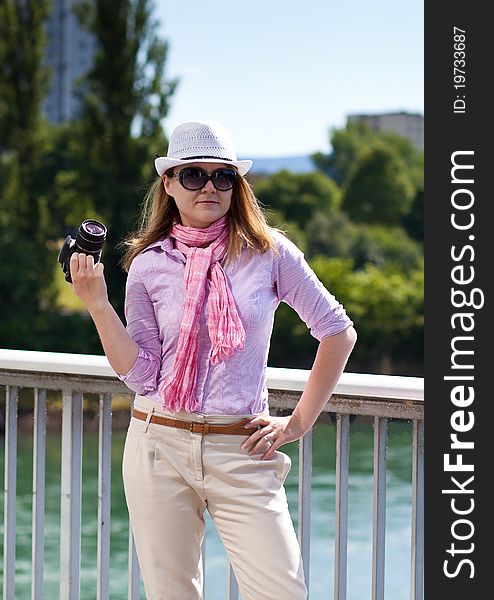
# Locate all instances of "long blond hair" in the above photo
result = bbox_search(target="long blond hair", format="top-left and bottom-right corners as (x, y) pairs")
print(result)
(120, 172), (279, 271)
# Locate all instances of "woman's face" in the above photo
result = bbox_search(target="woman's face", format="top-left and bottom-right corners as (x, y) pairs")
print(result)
(163, 162), (234, 229)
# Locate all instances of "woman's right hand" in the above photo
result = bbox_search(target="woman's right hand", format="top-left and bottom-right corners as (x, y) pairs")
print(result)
(69, 252), (139, 375)
(70, 252), (109, 313)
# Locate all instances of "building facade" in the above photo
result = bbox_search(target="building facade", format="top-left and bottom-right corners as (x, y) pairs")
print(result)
(347, 111), (424, 151)
(43, 0), (96, 123)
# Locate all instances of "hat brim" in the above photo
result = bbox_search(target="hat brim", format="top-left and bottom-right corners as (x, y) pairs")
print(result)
(155, 157), (253, 177)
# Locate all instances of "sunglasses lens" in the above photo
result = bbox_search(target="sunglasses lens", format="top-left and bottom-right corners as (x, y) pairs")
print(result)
(213, 169), (236, 190)
(179, 167), (207, 190)
(178, 167), (237, 191)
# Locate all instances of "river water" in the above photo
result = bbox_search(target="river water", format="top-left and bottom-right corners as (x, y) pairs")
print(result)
(1, 420), (413, 599)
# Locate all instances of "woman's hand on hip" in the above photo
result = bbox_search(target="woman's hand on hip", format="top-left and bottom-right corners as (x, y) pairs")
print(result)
(70, 252), (108, 312)
(241, 413), (306, 461)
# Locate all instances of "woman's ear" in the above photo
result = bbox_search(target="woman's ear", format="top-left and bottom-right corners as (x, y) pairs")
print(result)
(162, 174), (172, 194)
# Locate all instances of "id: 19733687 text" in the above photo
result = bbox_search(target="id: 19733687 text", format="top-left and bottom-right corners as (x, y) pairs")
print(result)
(453, 27), (466, 114)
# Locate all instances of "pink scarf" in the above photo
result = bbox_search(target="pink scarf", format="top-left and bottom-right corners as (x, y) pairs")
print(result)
(158, 216), (245, 412)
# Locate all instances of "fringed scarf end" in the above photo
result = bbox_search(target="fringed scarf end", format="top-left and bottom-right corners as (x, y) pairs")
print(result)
(159, 379), (199, 413)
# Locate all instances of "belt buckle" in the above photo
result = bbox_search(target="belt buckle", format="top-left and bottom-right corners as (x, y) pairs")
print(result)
(188, 422), (210, 434)
(189, 422), (203, 434)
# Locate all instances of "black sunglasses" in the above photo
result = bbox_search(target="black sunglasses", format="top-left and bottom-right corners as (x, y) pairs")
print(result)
(173, 166), (237, 191)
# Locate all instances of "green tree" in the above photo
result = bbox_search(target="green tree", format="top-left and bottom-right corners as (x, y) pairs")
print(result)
(350, 224), (423, 272)
(305, 211), (422, 272)
(0, 0), (55, 348)
(305, 210), (357, 259)
(73, 0), (178, 316)
(254, 203), (306, 254)
(403, 187), (424, 241)
(342, 143), (415, 225)
(312, 120), (377, 184)
(312, 120), (422, 187)
(403, 151), (424, 241)
(254, 170), (341, 228)
(0, 0), (177, 351)
(0, 0), (49, 159)
(311, 257), (424, 374)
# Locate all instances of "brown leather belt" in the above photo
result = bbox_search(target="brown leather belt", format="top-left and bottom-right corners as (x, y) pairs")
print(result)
(132, 410), (252, 435)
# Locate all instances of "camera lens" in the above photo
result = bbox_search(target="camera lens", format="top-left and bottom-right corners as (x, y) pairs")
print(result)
(83, 221), (105, 236)
(75, 219), (107, 256)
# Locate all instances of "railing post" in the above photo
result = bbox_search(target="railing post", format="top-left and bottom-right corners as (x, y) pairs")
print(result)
(0, 353), (424, 600)
(59, 391), (83, 600)
(334, 413), (350, 600)
(410, 420), (424, 600)
(3, 385), (18, 600)
(97, 393), (112, 600)
(372, 417), (387, 600)
(298, 429), (312, 592)
(31, 388), (47, 600)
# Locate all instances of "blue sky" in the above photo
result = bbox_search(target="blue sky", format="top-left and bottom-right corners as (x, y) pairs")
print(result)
(155, 0), (423, 157)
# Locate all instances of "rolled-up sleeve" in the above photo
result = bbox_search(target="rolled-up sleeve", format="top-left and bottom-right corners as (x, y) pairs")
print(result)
(116, 261), (161, 394)
(274, 233), (353, 341)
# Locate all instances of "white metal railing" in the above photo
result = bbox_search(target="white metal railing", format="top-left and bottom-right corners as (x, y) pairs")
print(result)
(0, 349), (424, 600)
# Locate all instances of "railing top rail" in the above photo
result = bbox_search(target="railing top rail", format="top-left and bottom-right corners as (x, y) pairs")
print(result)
(267, 367), (422, 402)
(0, 348), (423, 402)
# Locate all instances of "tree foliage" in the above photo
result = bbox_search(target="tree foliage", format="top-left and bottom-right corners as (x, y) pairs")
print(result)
(403, 188), (424, 241)
(64, 0), (178, 316)
(0, 0), (177, 349)
(0, 0), (55, 348)
(0, 3), (423, 373)
(0, 0), (49, 157)
(342, 143), (415, 225)
(312, 120), (378, 184)
(349, 224), (423, 271)
(312, 120), (422, 186)
(254, 170), (341, 224)
(269, 255), (423, 374)
(304, 210), (358, 260)
(310, 257), (424, 373)
(251, 136), (423, 373)
(305, 210), (422, 272)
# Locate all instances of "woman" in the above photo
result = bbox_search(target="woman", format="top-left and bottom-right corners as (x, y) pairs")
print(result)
(70, 120), (357, 600)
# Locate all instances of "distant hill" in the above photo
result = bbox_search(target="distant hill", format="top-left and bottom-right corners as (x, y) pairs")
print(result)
(243, 155), (316, 175)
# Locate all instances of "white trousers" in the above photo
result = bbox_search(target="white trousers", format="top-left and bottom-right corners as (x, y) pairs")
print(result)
(122, 396), (308, 600)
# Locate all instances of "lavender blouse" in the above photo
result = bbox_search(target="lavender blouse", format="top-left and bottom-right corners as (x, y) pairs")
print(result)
(117, 229), (353, 415)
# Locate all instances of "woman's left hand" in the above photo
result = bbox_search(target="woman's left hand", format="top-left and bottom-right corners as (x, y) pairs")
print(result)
(241, 414), (306, 460)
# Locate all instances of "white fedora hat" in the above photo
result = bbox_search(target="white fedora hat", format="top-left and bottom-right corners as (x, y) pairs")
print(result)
(155, 120), (253, 177)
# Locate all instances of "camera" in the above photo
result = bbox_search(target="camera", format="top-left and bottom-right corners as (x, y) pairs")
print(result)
(58, 219), (107, 283)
